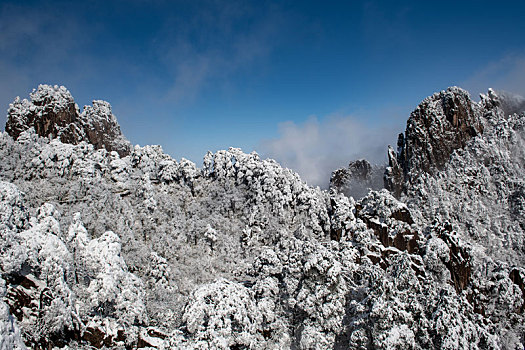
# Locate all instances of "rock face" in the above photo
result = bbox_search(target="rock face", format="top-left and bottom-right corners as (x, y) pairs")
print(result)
(78, 100), (131, 157)
(5, 85), (82, 144)
(384, 87), (484, 197)
(330, 159), (384, 199)
(384, 145), (404, 198)
(6, 85), (131, 157)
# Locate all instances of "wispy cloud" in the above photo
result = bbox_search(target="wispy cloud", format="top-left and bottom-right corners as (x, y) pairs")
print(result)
(0, 2), (89, 67)
(0, 2), (92, 127)
(495, 90), (525, 116)
(462, 52), (525, 98)
(259, 114), (398, 188)
(158, 1), (283, 103)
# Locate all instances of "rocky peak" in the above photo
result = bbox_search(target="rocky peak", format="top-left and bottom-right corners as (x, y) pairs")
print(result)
(331, 160), (372, 188)
(79, 100), (131, 157)
(330, 159), (384, 199)
(5, 85), (131, 157)
(6, 85), (81, 143)
(384, 87), (484, 197)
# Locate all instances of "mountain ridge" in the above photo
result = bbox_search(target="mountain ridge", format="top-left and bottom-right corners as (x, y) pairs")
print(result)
(0, 85), (524, 349)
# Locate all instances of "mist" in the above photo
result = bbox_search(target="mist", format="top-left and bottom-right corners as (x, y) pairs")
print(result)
(496, 90), (525, 116)
(259, 115), (398, 188)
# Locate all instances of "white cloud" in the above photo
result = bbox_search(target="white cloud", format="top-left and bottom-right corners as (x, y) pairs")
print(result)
(259, 114), (398, 188)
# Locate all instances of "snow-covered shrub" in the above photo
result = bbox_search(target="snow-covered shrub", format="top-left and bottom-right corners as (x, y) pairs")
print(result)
(181, 279), (265, 349)
(77, 230), (147, 326)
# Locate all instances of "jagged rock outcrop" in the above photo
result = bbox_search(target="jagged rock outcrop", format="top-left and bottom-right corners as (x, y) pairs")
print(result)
(384, 145), (404, 198)
(385, 87), (484, 197)
(6, 85), (131, 157)
(330, 159), (384, 199)
(78, 100), (131, 157)
(6, 85), (82, 144)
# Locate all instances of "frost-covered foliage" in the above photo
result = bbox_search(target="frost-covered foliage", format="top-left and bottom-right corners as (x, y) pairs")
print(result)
(1, 86), (524, 349)
(179, 278), (274, 349)
(0, 182), (146, 348)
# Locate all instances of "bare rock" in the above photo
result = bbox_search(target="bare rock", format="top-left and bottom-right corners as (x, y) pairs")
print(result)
(356, 190), (420, 255)
(6, 85), (83, 143)
(430, 222), (472, 292)
(509, 268), (525, 313)
(4, 273), (82, 348)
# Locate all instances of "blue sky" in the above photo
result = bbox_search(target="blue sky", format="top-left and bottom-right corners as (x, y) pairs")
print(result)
(1, 0), (525, 185)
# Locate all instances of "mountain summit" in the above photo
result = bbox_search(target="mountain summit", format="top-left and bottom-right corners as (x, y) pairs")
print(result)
(383, 87), (484, 197)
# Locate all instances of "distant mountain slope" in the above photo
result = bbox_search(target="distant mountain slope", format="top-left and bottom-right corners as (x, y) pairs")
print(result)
(330, 159), (385, 199)
(0, 85), (523, 349)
